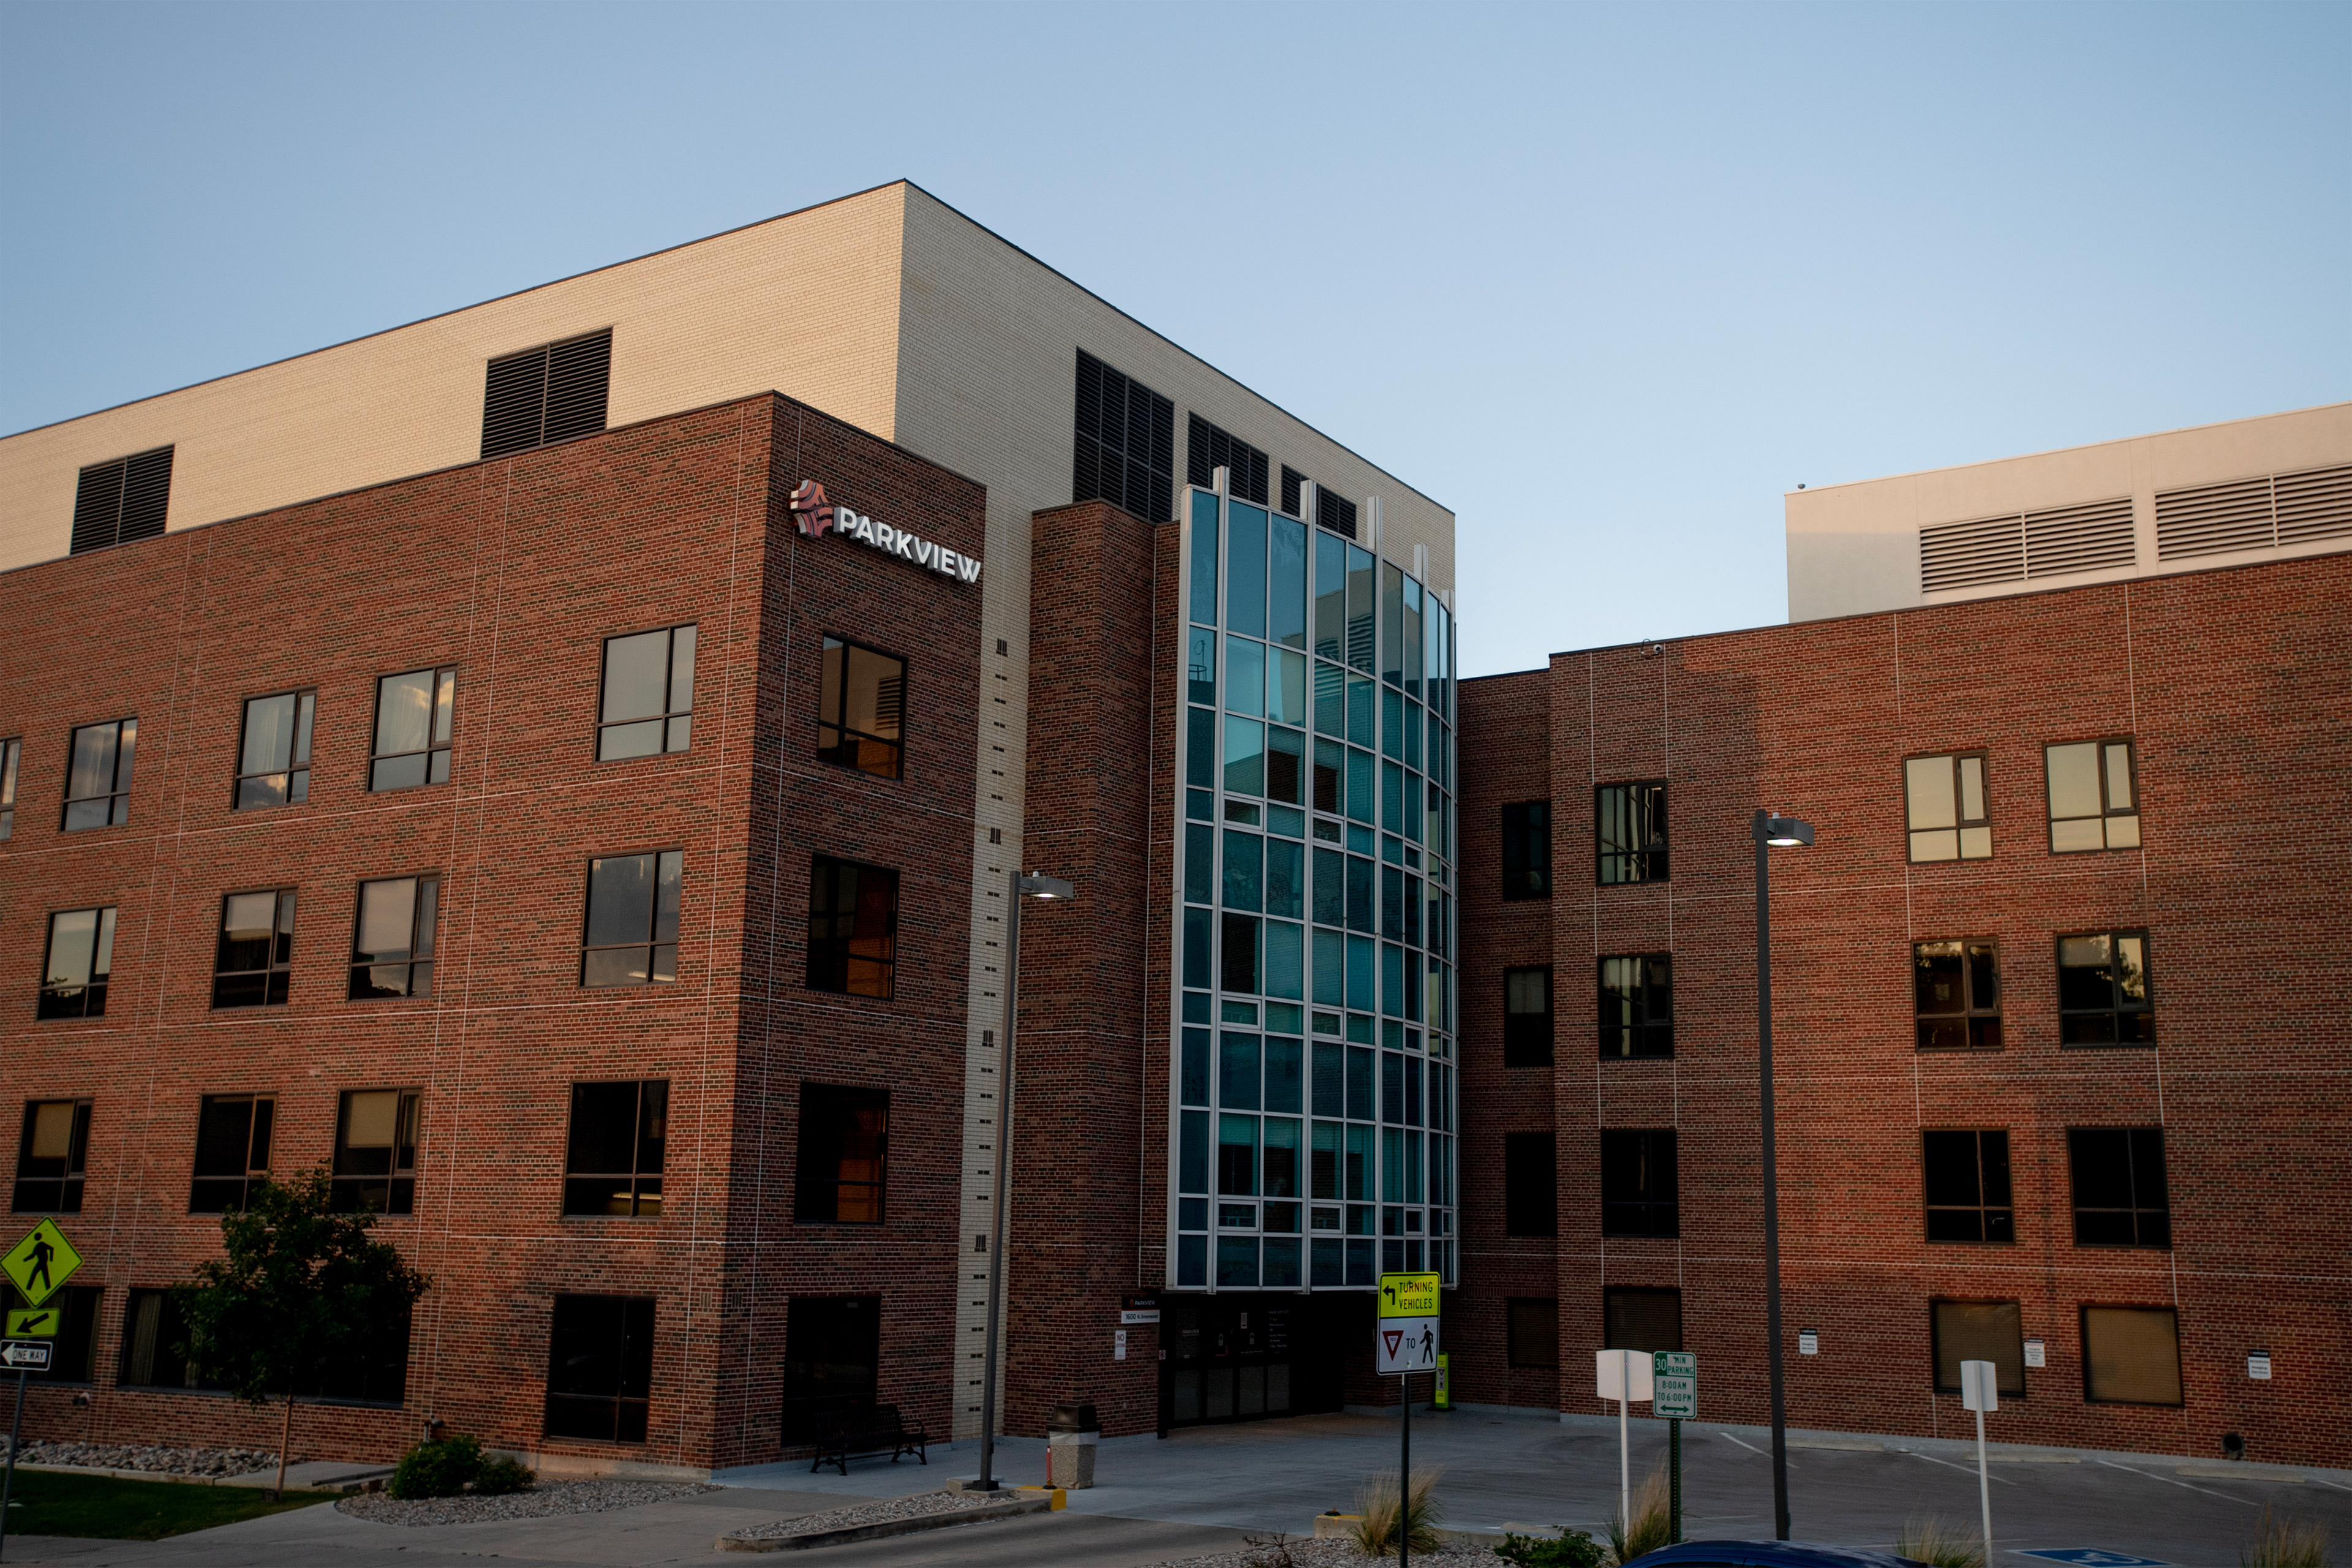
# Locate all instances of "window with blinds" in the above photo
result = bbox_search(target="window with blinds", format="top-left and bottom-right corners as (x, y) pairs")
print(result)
(1072, 350), (1174, 522)
(70, 447), (174, 555)
(480, 329), (612, 459)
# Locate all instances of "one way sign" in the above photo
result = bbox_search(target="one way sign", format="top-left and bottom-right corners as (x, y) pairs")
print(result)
(1378, 1315), (1439, 1373)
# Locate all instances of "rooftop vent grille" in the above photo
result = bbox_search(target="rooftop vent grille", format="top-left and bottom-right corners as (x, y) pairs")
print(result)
(1072, 350), (1174, 522)
(1317, 488), (1358, 541)
(2157, 462), (2352, 559)
(1920, 513), (2025, 594)
(2024, 496), (2136, 578)
(1280, 464), (1306, 517)
(481, 329), (612, 460)
(1187, 415), (1269, 506)
(70, 445), (174, 555)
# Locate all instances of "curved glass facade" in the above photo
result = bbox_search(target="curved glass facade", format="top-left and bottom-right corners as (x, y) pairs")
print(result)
(1170, 485), (1457, 1292)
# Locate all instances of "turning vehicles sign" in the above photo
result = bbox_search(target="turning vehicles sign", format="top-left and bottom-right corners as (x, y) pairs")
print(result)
(1376, 1272), (1441, 1374)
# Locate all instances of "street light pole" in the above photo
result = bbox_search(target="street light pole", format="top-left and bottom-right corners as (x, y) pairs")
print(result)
(974, 869), (1072, 1493)
(1753, 809), (1813, 1542)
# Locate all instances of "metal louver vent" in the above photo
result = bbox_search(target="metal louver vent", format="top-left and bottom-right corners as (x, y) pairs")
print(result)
(481, 329), (612, 460)
(1920, 513), (2024, 594)
(1317, 488), (1358, 540)
(1280, 464), (1306, 516)
(2024, 496), (2136, 578)
(1186, 414), (1269, 505)
(70, 445), (174, 555)
(1072, 350), (1175, 522)
(2271, 464), (2352, 547)
(2155, 475), (2273, 559)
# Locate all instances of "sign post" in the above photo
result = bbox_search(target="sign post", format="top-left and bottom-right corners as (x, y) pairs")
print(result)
(1596, 1349), (1654, 1532)
(1, 1219), (84, 1562)
(1961, 1359), (1998, 1562)
(1653, 1352), (1697, 1543)
(1377, 1272), (1441, 1568)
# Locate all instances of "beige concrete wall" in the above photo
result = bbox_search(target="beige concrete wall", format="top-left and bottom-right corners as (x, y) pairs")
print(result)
(0, 186), (909, 573)
(1786, 401), (2352, 621)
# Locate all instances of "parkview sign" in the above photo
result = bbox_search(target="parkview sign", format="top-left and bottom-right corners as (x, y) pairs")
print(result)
(790, 480), (981, 584)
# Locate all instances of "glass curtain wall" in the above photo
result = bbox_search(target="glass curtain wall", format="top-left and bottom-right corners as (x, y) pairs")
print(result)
(1173, 483), (1457, 1292)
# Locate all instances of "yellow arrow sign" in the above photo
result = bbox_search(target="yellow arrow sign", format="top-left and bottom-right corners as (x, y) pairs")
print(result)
(2, 1220), (82, 1308)
(4, 1307), (58, 1339)
(1377, 1271), (1441, 1319)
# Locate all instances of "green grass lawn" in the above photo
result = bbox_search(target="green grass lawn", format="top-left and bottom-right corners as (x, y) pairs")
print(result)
(1, 1467), (330, 1540)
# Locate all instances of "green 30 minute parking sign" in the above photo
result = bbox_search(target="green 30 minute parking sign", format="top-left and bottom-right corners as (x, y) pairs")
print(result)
(1653, 1351), (1697, 1418)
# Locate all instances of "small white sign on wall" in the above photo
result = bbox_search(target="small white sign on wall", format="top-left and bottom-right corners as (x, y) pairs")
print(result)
(1114, 1330), (1128, 1361)
(1797, 1330), (1819, 1355)
(2248, 1351), (2271, 1380)
(2024, 1338), (2046, 1368)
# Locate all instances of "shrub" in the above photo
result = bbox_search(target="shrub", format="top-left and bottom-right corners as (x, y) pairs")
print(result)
(2242, 1507), (2332, 1568)
(1605, 1464), (1673, 1565)
(473, 1457), (536, 1496)
(390, 1434), (484, 1499)
(1348, 1466), (1444, 1556)
(1894, 1516), (1986, 1568)
(1499, 1527), (1607, 1567)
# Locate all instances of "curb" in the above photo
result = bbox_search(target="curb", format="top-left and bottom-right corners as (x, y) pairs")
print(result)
(3, 1461), (391, 1493)
(716, 1494), (1052, 1553)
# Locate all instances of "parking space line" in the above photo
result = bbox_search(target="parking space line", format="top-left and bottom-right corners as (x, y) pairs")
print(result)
(1716, 1432), (1794, 1467)
(1901, 1449), (2019, 1486)
(2092, 1459), (2256, 1504)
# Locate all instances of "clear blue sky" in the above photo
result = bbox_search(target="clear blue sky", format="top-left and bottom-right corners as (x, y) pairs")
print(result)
(3, 2), (2344, 676)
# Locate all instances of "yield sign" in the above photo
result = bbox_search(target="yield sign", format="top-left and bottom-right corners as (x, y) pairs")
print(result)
(1384, 1329), (1404, 1359)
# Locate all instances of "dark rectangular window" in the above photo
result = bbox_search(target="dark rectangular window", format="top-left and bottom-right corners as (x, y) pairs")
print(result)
(306, 1302), (412, 1404)
(1503, 967), (1552, 1067)
(62, 717), (135, 830)
(350, 876), (438, 999)
(235, 690), (314, 809)
(1, 736), (19, 839)
(780, 1294), (880, 1442)
(582, 851), (682, 987)
(482, 329), (612, 459)
(543, 1293), (654, 1441)
(1507, 1297), (1558, 1368)
(1604, 1287), (1683, 1352)
(1502, 1132), (1556, 1237)
(213, 889), (296, 1008)
(119, 1287), (228, 1391)
(1931, 1298), (2024, 1395)
(808, 856), (898, 998)
(1501, 801), (1550, 899)
(817, 636), (906, 780)
(70, 446), (173, 555)
(1599, 955), (1672, 1058)
(1073, 350), (1175, 522)
(2046, 739), (2139, 853)
(1905, 753), (1991, 862)
(2067, 1128), (2169, 1248)
(13, 1100), (91, 1213)
(598, 625), (695, 761)
(370, 668), (454, 791)
(562, 1080), (667, 1218)
(189, 1095), (273, 1213)
(1597, 783), (1667, 884)
(794, 1085), (889, 1225)
(332, 1089), (421, 1216)
(39, 908), (116, 1019)
(1, 1284), (100, 1382)
(1186, 413), (1270, 505)
(2058, 930), (2154, 1045)
(1600, 1129), (1678, 1237)
(1914, 939), (2000, 1050)
(2081, 1305), (2182, 1406)
(1923, 1129), (2013, 1243)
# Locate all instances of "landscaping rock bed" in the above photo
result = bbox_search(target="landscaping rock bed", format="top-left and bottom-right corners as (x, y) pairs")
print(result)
(339, 1479), (718, 1526)
(1150, 1539), (1509, 1567)
(724, 1488), (1020, 1542)
(0, 1440), (276, 1478)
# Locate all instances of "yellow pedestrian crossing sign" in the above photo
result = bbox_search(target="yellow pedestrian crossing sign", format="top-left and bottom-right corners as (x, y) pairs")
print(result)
(4, 1308), (57, 1340)
(2, 1221), (81, 1308)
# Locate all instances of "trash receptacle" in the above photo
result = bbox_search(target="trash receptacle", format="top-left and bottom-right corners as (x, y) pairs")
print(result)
(1046, 1403), (1099, 1489)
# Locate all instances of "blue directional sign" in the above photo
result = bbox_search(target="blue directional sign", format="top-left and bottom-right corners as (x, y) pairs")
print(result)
(2014, 1551), (2171, 1567)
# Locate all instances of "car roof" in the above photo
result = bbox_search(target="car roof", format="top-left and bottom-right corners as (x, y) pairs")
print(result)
(1640, 1542), (1929, 1568)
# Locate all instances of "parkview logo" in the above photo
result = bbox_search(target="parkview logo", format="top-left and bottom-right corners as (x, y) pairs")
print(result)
(790, 479), (981, 584)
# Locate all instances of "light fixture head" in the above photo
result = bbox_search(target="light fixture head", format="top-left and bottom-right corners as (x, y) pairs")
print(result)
(1017, 872), (1075, 900)
(1763, 816), (1815, 848)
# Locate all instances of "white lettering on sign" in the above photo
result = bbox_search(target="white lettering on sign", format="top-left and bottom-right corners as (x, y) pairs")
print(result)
(790, 479), (982, 584)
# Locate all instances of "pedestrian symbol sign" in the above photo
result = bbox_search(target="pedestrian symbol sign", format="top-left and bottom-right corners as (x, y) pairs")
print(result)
(2, 1221), (81, 1308)
(1378, 1316), (1439, 1373)
(3, 1308), (57, 1340)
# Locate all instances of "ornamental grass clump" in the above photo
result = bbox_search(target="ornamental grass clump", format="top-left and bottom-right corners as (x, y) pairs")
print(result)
(2241, 1507), (2332, 1568)
(1349, 1465), (1444, 1557)
(1893, 1515), (1986, 1568)
(1604, 1465), (1673, 1565)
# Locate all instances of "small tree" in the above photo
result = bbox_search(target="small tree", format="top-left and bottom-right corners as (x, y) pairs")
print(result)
(175, 1164), (431, 1498)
